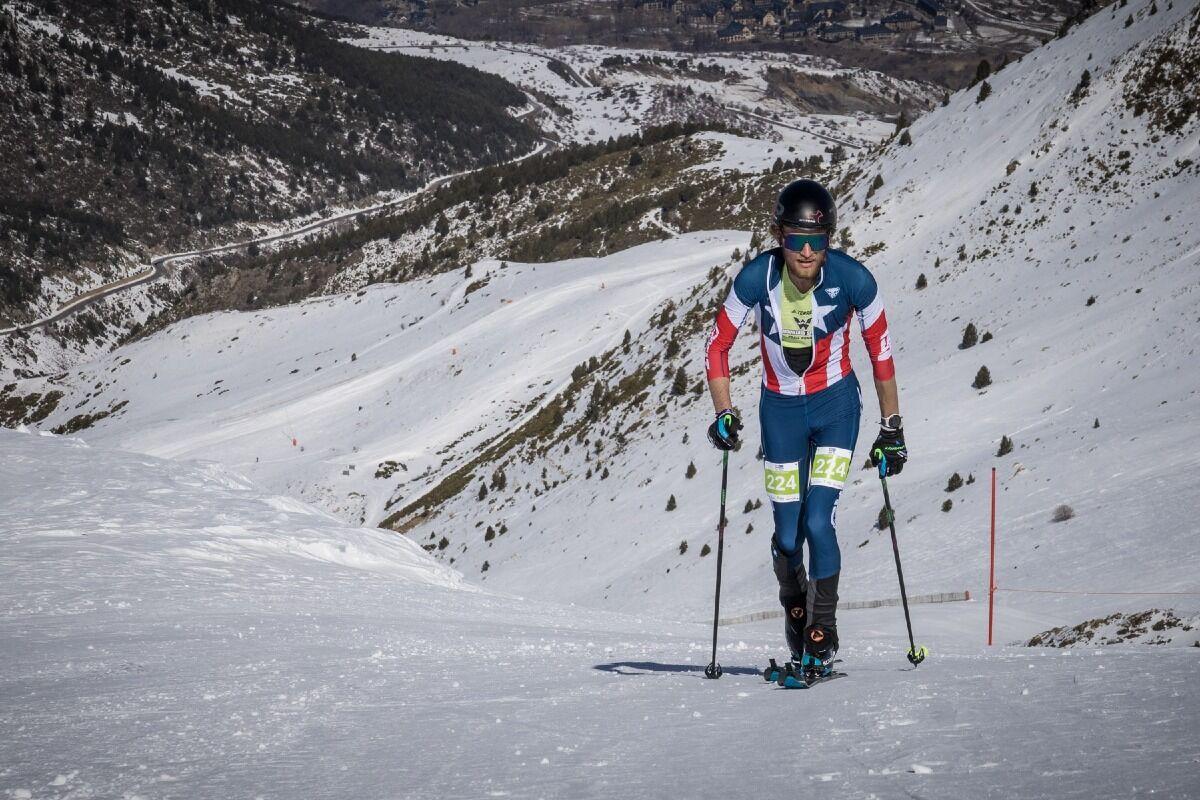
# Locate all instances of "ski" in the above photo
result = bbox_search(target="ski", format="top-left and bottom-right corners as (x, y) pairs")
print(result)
(762, 657), (787, 683)
(785, 668), (847, 689)
(762, 657), (845, 689)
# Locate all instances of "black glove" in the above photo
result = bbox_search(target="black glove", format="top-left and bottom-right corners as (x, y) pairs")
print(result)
(870, 419), (907, 476)
(707, 408), (742, 451)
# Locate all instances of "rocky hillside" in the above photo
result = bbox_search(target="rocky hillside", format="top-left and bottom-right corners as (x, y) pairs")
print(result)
(0, 0), (536, 329)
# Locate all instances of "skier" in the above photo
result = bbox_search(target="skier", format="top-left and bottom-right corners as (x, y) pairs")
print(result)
(703, 179), (907, 679)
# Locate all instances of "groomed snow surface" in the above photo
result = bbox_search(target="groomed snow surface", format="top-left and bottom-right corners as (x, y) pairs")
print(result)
(3, 428), (1198, 800)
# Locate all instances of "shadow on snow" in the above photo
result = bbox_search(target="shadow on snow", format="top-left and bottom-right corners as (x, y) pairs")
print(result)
(593, 661), (762, 677)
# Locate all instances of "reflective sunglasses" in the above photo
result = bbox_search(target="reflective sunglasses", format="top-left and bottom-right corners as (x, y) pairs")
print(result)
(783, 233), (829, 253)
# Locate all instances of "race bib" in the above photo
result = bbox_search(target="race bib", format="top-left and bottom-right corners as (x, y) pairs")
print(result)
(781, 308), (812, 349)
(764, 460), (801, 503)
(810, 446), (852, 489)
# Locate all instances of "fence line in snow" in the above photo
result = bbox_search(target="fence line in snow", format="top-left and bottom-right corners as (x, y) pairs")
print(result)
(715, 590), (971, 627)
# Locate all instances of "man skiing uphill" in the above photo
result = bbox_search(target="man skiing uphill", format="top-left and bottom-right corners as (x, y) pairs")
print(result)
(703, 179), (908, 680)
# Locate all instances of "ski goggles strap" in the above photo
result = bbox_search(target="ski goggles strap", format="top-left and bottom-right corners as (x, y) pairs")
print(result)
(783, 233), (829, 253)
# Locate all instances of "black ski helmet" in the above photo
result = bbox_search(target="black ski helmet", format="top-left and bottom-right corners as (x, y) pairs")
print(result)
(774, 179), (836, 233)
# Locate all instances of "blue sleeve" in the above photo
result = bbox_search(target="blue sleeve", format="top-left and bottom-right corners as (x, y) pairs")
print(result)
(730, 253), (765, 311)
(842, 253), (879, 309)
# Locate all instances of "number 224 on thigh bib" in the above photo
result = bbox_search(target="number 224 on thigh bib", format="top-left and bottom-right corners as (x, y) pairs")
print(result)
(764, 447), (851, 504)
(809, 446), (851, 490)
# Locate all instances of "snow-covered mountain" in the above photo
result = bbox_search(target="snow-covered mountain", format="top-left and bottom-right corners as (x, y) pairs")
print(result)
(345, 25), (936, 149)
(9, 0), (1199, 641)
(0, 13), (941, 386)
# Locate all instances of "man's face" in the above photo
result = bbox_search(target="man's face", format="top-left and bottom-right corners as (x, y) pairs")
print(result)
(777, 224), (828, 280)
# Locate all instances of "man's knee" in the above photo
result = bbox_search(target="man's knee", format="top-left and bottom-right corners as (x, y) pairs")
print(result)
(772, 544), (808, 589)
(771, 499), (803, 558)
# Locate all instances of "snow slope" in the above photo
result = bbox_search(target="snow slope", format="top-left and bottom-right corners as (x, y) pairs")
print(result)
(3, 427), (1199, 800)
(27, 231), (744, 527)
(15, 0), (1200, 646)
(827, 0), (1200, 623)
(373, 0), (1200, 633)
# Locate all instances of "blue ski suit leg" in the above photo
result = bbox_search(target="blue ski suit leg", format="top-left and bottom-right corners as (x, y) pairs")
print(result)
(759, 374), (861, 626)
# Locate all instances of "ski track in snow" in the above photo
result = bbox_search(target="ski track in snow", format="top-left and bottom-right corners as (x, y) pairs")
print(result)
(2, 428), (1198, 799)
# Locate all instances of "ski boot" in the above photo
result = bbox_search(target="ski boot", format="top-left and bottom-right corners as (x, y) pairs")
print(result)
(774, 659), (813, 689)
(772, 547), (809, 659)
(800, 622), (839, 682)
(801, 572), (840, 681)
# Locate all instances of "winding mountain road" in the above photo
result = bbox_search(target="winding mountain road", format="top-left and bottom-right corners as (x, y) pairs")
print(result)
(1, 133), (552, 337)
(959, 0), (1058, 39)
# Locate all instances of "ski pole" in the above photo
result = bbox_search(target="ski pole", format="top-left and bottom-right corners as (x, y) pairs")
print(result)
(872, 449), (928, 667)
(704, 449), (729, 680)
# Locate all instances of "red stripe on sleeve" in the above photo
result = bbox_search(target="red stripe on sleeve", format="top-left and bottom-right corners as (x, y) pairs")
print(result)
(704, 307), (739, 380)
(861, 310), (895, 381)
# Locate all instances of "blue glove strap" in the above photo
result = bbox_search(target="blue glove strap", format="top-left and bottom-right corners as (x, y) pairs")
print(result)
(716, 411), (734, 438)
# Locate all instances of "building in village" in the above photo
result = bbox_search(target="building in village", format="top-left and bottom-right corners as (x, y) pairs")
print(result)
(882, 10), (921, 30)
(857, 21), (894, 40)
(680, 3), (720, 30)
(817, 21), (855, 40)
(628, 0), (944, 46)
(716, 19), (752, 41)
(779, 19), (811, 39)
(731, 8), (761, 27)
(802, 0), (851, 23)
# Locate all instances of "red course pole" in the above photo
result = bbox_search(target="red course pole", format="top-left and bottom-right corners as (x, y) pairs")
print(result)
(988, 466), (997, 646)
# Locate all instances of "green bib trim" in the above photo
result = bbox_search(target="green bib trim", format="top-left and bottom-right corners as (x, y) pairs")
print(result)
(780, 267), (814, 351)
